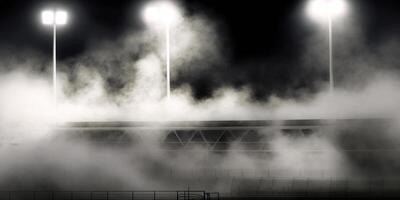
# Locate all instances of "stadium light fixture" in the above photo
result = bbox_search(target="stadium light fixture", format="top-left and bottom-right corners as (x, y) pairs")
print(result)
(307, 0), (347, 21)
(143, 1), (181, 99)
(307, 0), (348, 92)
(41, 9), (68, 104)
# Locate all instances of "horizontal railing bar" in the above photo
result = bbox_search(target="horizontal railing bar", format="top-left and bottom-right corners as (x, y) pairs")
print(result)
(58, 119), (390, 129)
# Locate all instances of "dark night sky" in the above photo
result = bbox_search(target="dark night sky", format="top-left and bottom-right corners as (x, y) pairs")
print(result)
(1, 0), (400, 99)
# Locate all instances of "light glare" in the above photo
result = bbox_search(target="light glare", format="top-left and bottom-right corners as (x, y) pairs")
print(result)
(41, 10), (68, 25)
(41, 10), (54, 25)
(55, 11), (68, 25)
(307, 0), (347, 21)
(143, 1), (181, 27)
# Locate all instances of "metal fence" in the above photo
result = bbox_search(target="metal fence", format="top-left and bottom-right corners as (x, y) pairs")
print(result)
(56, 119), (394, 152)
(226, 178), (400, 199)
(0, 191), (220, 200)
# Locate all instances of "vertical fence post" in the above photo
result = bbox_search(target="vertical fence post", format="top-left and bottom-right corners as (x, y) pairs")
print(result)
(106, 191), (109, 200)
(132, 191), (134, 200)
(153, 191), (156, 200)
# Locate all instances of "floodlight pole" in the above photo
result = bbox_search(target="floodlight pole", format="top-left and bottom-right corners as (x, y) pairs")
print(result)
(328, 14), (334, 93)
(166, 23), (171, 99)
(53, 21), (57, 104)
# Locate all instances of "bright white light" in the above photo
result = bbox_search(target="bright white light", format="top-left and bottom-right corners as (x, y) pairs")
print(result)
(143, 1), (181, 27)
(42, 10), (54, 25)
(55, 11), (68, 25)
(307, 0), (347, 21)
(41, 10), (68, 25)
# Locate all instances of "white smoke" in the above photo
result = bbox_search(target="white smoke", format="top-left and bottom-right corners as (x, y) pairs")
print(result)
(0, 4), (399, 193)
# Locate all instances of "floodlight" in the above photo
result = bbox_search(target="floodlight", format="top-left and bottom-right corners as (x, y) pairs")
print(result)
(55, 11), (68, 25)
(40, 9), (69, 105)
(143, 1), (181, 27)
(306, 0), (349, 93)
(307, 0), (347, 21)
(42, 10), (54, 25)
(142, 1), (182, 99)
(41, 10), (68, 25)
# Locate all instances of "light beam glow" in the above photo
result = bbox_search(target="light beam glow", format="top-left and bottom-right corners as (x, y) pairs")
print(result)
(307, 0), (348, 21)
(41, 10), (68, 25)
(143, 1), (181, 27)
(41, 10), (54, 25)
(55, 11), (68, 25)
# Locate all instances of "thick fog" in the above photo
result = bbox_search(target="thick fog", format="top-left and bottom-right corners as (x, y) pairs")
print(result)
(1, 3), (400, 192)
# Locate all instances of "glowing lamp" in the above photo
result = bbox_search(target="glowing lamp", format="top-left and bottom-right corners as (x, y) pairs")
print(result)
(143, 1), (181, 27)
(41, 10), (68, 25)
(307, 0), (347, 21)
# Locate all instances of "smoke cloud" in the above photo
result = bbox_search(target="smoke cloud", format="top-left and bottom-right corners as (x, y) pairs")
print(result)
(0, 4), (400, 194)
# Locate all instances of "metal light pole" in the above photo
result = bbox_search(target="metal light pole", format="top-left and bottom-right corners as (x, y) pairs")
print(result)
(328, 13), (333, 92)
(166, 23), (171, 98)
(41, 9), (68, 103)
(53, 19), (57, 99)
(143, 1), (181, 99)
(307, 0), (348, 92)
